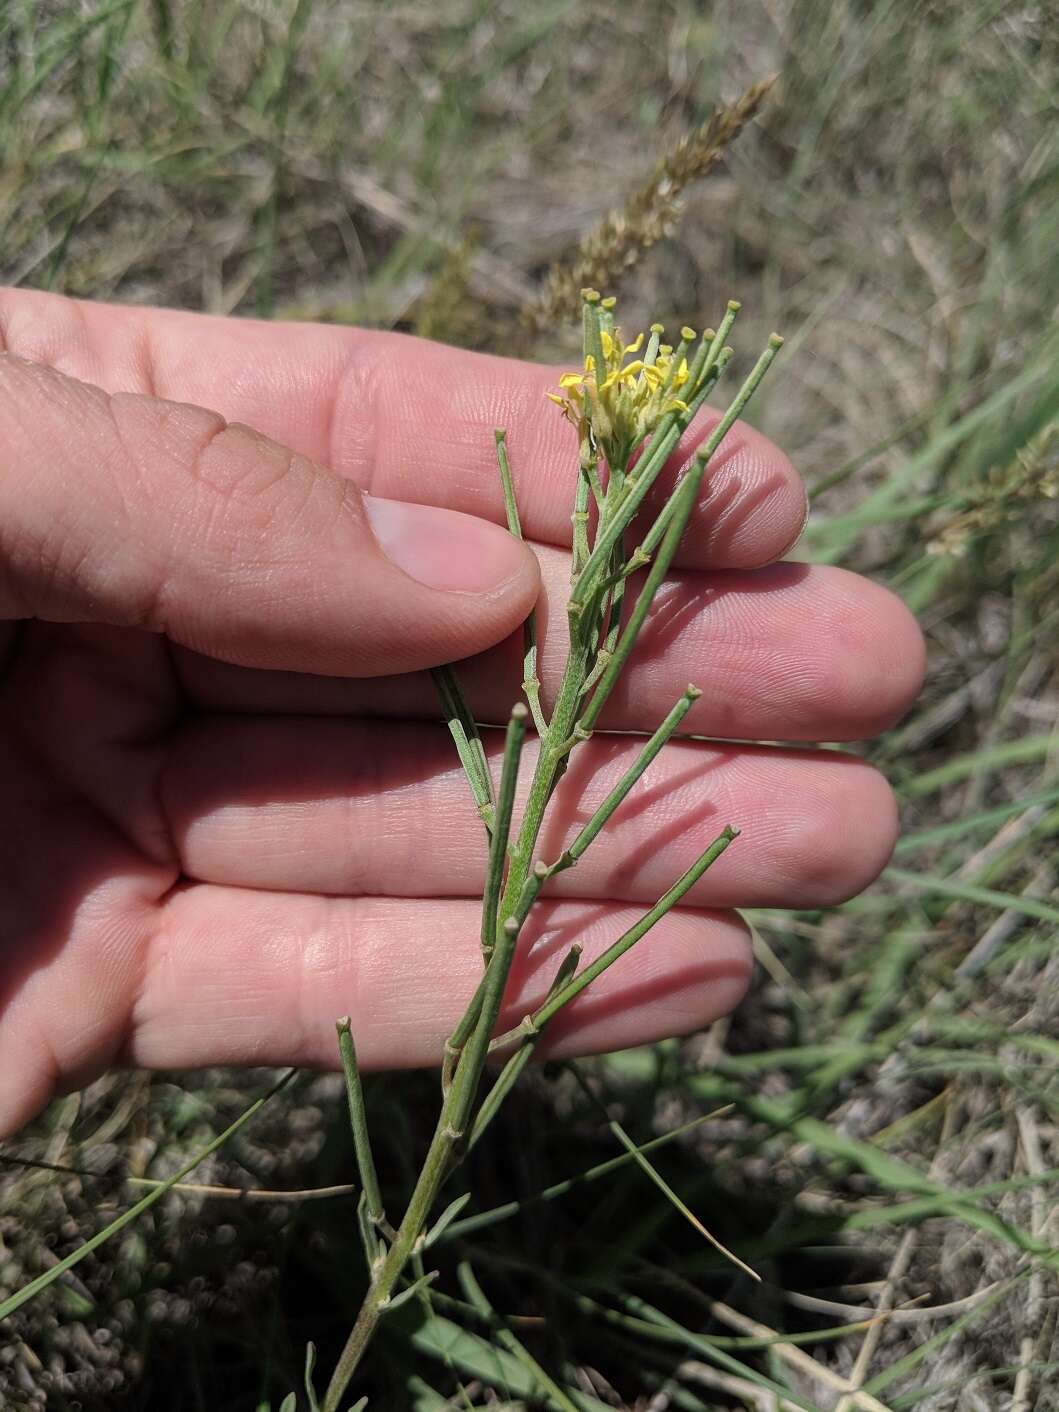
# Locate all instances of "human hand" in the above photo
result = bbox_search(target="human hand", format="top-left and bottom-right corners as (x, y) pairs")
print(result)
(0, 290), (924, 1135)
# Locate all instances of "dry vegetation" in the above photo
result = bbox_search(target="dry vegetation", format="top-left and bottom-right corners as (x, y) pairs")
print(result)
(0, 1), (1057, 1409)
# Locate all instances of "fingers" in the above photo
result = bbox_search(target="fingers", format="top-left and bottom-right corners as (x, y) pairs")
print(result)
(128, 889), (752, 1072)
(0, 355), (538, 675)
(0, 288), (808, 570)
(163, 717), (898, 909)
(0, 874), (749, 1136)
(176, 549), (927, 742)
(0, 711), (752, 1137)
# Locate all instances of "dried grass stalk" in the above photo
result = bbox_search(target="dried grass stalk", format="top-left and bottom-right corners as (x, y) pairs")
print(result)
(927, 421), (1059, 557)
(414, 227), (482, 345)
(523, 75), (775, 332)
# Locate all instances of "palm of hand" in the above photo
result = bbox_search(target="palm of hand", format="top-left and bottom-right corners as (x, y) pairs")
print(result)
(0, 292), (924, 1136)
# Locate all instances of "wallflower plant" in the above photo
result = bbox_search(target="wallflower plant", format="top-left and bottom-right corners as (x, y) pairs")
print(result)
(321, 290), (783, 1411)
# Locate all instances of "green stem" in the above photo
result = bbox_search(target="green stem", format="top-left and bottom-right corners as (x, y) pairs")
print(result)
(704, 299), (741, 378)
(491, 336), (778, 952)
(326, 307), (781, 1408)
(474, 826), (738, 1185)
(323, 734), (570, 1408)
(457, 1262), (582, 1412)
(495, 429), (547, 737)
(584, 346), (733, 599)
(321, 1105), (462, 1412)
(494, 428), (522, 536)
(569, 1068), (759, 1282)
(660, 325), (696, 395)
(571, 462), (592, 576)
(468, 943), (581, 1151)
(584, 453), (605, 508)
(566, 327), (728, 620)
(336, 1019), (389, 1252)
(444, 1111), (725, 1244)
(430, 665), (495, 833)
(496, 634), (593, 931)
(492, 826), (739, 1048)
(584, 538), (629, 692)
(445, 920), (523, 1140)
(480, 703), (529, 964)
(551, 685), (701, 872)
(629, 350), (748, 566)
(442, 862), (545, 1094)
(581, 288), (607, 391)
(567, 420), (682, 608)
(578, 451), (709, 735)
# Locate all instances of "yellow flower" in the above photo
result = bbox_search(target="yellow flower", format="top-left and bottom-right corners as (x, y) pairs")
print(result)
(548, 319), (693, 466)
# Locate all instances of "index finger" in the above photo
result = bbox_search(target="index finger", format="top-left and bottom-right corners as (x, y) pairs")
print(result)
(0, 288), (807, 571)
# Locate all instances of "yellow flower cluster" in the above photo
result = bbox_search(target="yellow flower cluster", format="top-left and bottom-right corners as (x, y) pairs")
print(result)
(548, 321), (694, 467)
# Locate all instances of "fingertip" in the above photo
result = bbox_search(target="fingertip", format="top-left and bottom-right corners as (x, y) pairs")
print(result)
(350, 495), (541, 674)
(0, 1018), (57, 1139)
(770, 754), (900, 906)
(363, 495), (538, 599)
(839, 578), (927, 736)
(669, 413), (810, 570)
(537, 907), (754, 1058)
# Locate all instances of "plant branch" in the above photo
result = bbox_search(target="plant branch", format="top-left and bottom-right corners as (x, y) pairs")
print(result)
(491, 825), (739, 1052)
(480, 702), (530, 964)
(325, 298), (782, 1407)
(457, 1261), (582, 1412)
(468, 942), (582, 1151)
(431, 665), (496, 833)
(551, 685), (701, 874)
(495, 429), (547, 737)
(336, 1018), (393, 1259)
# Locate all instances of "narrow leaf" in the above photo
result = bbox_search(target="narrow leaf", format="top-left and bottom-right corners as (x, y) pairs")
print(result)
(304, 1341), (320, 1412)
(421, 1192), (473, 1249)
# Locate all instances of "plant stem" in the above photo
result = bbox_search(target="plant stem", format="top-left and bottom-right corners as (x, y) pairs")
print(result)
(571, 462), (592, 576)
(467, 943), (581, 1151)
(552, 685), (701, 872)
(568, 420), (683, 607)
(480, 703), (529, 964)
(705, 299), (741, 376)
(321, 1101), (462, 1411)
(581, 287), (607, 391)
(444, 1110), (731, 1244)
(565, 324), (729, 618)
(491, 826), (739, 1051)
(495, 430), (546, 736)
(430, 665), (496, 833)
(496, 637), (593, 927)
(440, 862), (550, 1093)
(568, 1066), (759, 1282)
(336, 1019), (389, 1255)
(578, 449), (711, 734)
(457, 1262), (582, 1412)
(325, 309), (783, 1407)
(631, 352), (740, 565)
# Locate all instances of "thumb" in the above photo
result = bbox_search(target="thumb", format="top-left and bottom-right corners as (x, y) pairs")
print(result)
(0, 355), (539, 675)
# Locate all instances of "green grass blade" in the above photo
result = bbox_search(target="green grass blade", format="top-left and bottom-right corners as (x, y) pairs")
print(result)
(897, 735), (1056, 798)
(884, 865), (1059, 926)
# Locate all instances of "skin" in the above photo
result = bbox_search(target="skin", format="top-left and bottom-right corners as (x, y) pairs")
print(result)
(0, 288), (926, 1137)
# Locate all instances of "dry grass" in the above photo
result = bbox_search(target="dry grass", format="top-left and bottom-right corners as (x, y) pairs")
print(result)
(523, 73), (776, 331)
